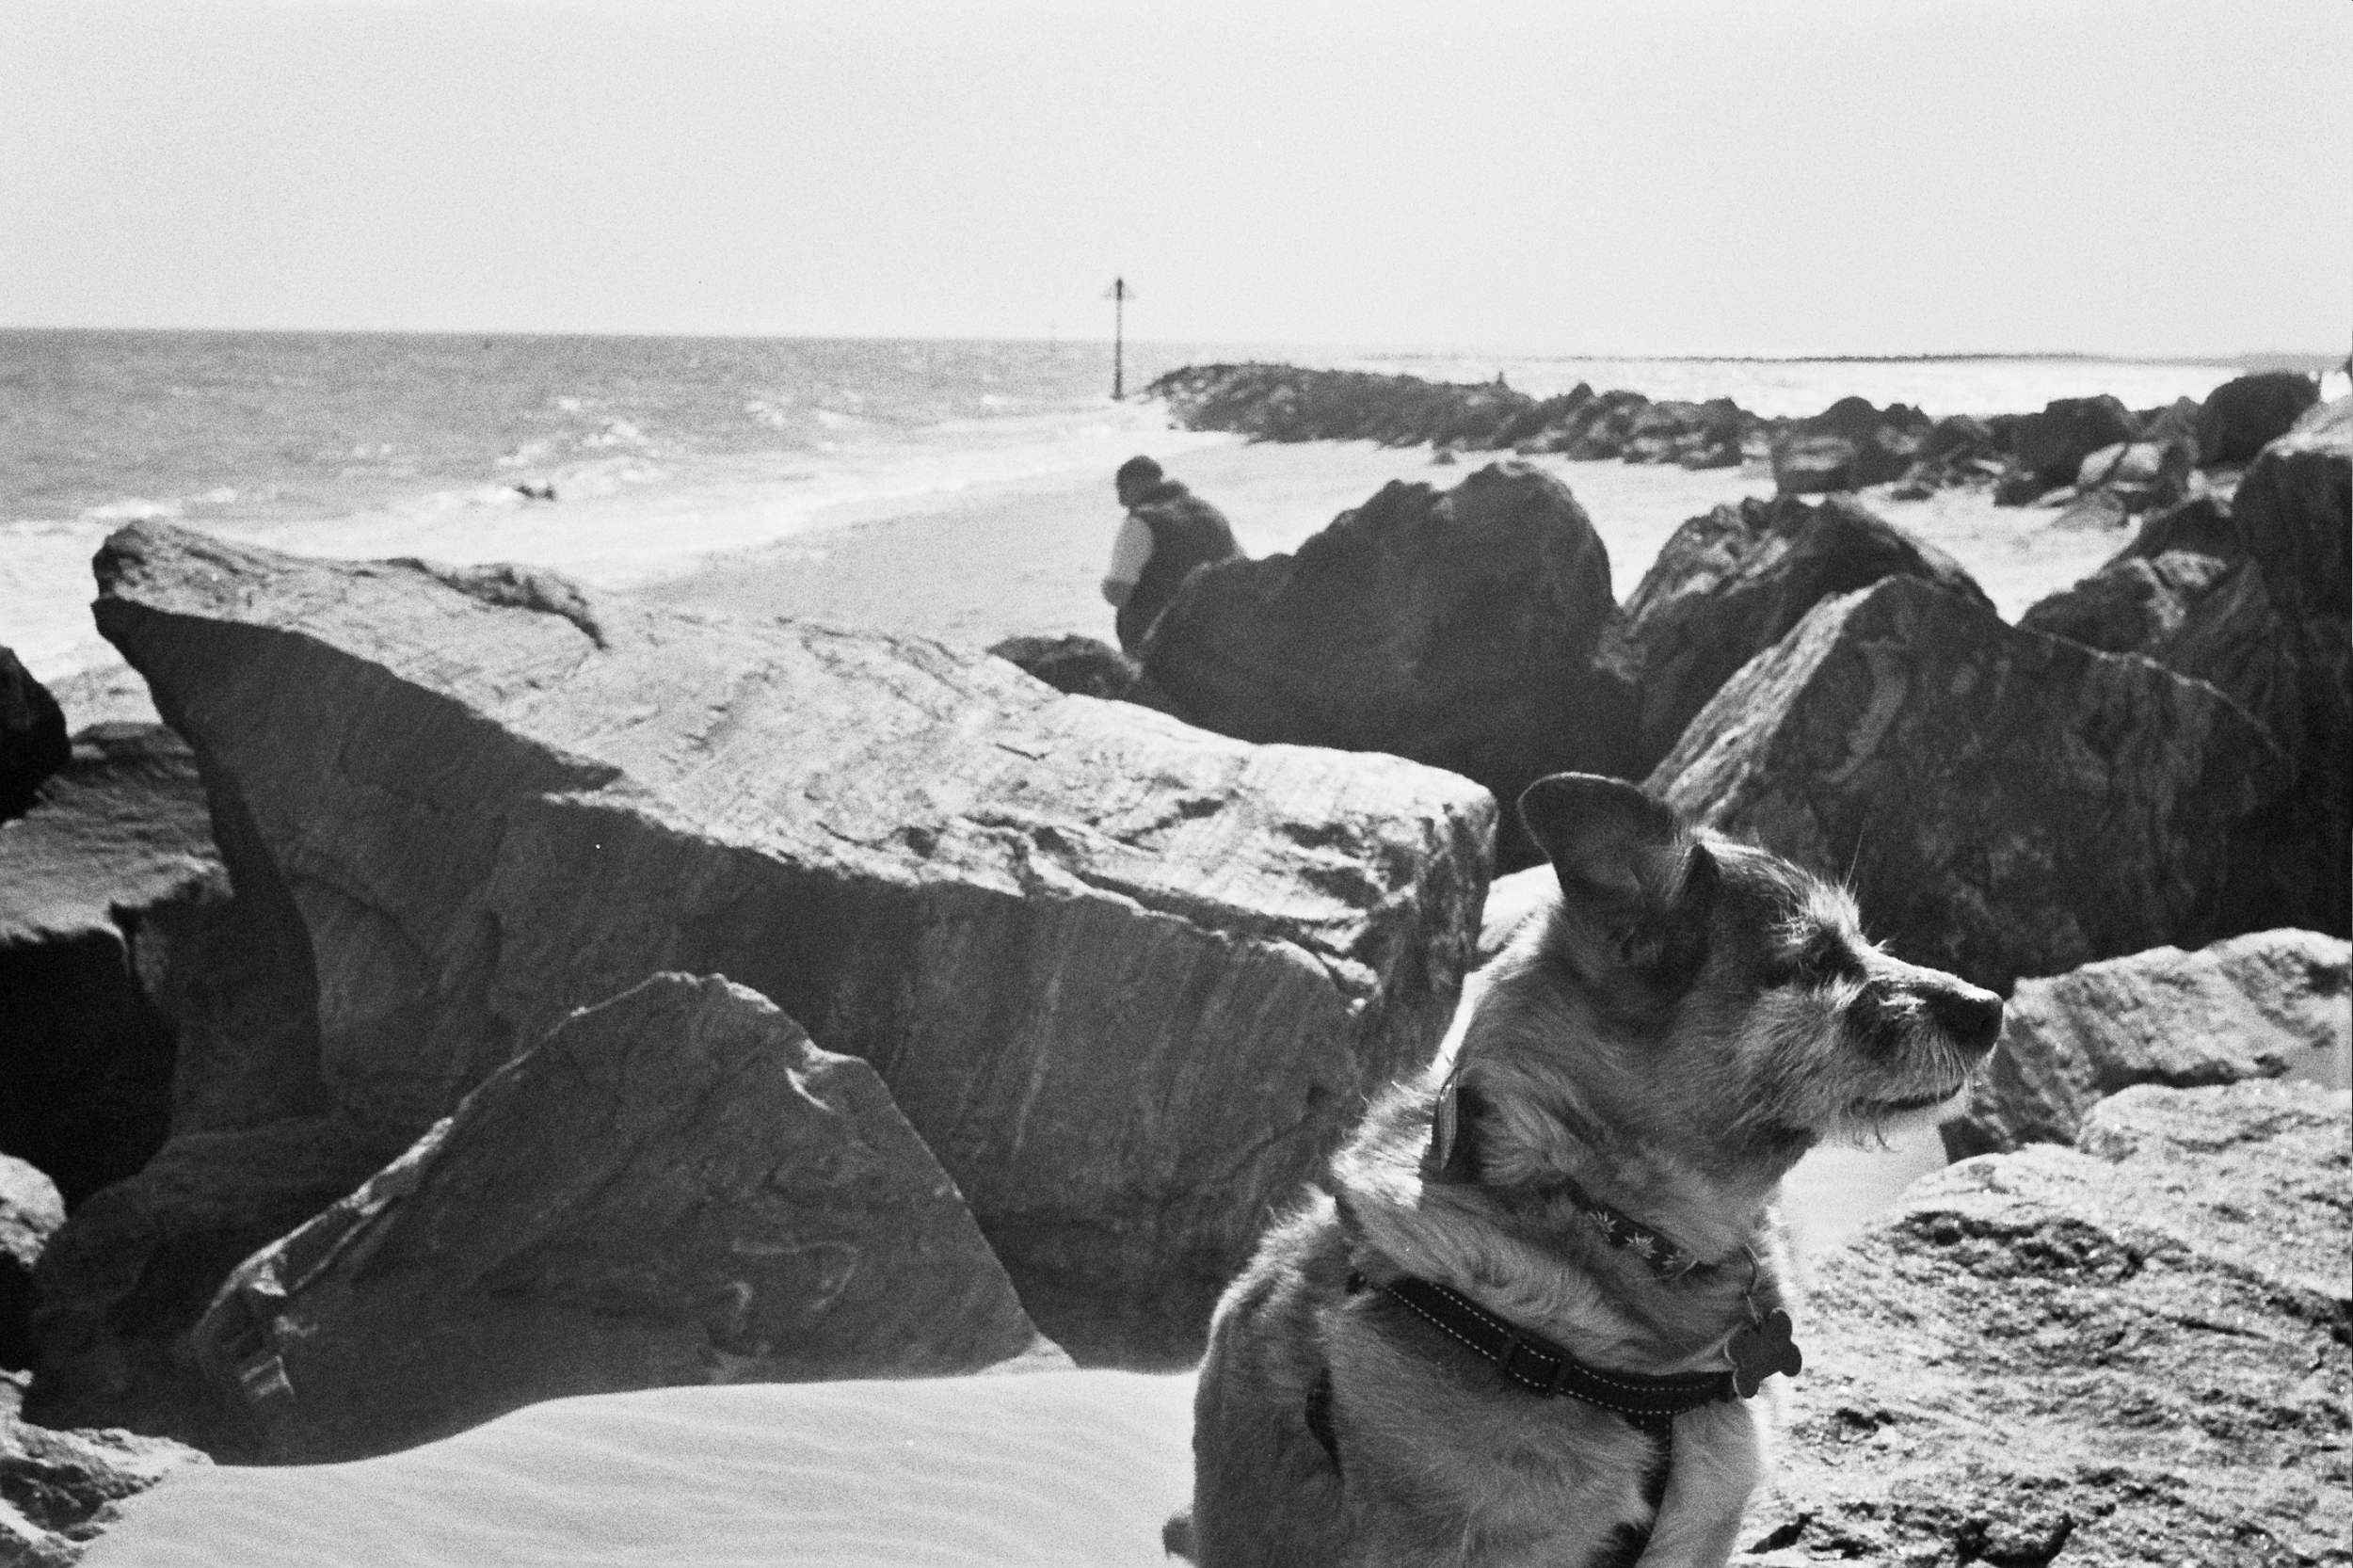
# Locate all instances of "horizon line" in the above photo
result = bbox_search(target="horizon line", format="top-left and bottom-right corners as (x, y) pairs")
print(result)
(2, 323), (2341, 367)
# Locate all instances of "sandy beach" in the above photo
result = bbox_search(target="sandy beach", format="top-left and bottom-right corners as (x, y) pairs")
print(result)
(633, 438), (2124, 654)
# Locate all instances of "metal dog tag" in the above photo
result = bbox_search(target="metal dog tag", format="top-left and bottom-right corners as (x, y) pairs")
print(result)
(1427, 1075), (1460, 1173)
(1726, 1308), (1802, 1398)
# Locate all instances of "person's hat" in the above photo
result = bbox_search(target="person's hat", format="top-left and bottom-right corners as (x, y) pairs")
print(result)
(1115, 455), (1163, 488)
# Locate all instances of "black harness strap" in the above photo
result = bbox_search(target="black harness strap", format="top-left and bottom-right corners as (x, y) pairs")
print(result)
(1376, 1273), (1734, 1417)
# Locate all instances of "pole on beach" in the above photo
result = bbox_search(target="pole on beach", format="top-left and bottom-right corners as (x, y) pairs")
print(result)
(1106, 277), (1131, 400)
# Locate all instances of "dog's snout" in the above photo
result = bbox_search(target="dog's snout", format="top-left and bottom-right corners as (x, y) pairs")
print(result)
(1924, 983), (2003, 1057)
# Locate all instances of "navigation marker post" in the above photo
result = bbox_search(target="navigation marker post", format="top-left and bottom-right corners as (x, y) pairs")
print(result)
(1106, 277), (1132, 400)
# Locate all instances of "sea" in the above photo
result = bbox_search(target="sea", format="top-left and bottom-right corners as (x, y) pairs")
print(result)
(7, 328), (2333, 684)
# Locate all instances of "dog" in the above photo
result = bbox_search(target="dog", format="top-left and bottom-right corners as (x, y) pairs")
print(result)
(1173, 773), (2003, 1567)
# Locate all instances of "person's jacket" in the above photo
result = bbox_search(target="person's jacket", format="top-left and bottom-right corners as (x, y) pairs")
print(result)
(1116, 480), (1241, 652)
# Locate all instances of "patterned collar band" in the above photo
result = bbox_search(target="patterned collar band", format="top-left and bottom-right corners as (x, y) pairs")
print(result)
(1550, 1171), (1715, 1281)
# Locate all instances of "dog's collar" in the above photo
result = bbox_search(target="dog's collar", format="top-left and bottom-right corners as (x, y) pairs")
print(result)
(1548, 1171), (1716, 1282)
(1362, 1272), (1755, 1425)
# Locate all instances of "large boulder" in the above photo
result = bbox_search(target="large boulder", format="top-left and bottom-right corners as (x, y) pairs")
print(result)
(0, 726), (214, 1208)
(2025, 400), (2350, 936)
(1, 1160), (63, 1372)
(2006, 393), (2138, 491)
(2197, 370), (2322, 466)
(0, 648), (70, 824)
(1615, 494), (1993, 773)
(1650, 575), (2288, 993)
(1139, 462), (1634, 870)
(1745, 1080), (2351, 1567)
(21, 1115), (405, 1447)
(92, 521), (1493, 1364)
(190, 974), (1059, 1464)
(2, 1375), (205, 1566)
(1941, 929), (2349, 1158)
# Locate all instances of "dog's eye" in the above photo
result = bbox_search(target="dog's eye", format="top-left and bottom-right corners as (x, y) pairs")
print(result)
(1769, 929), (1861, 988)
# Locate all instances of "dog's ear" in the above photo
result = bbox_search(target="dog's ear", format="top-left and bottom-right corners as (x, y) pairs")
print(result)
(1517, 774), (1717, 1000)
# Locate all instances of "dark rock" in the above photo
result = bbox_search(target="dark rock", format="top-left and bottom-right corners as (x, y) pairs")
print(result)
(2016, 548), (2236, 653)
(2029, 401), (2351, 936)
(0, 727), (211, 1208)
(1941, 929), (2349, 1158)
(2198, 370), (2322, 466)
(0, 649), (69, 824)
(2073, 440), (2189, 494)
(987, 634), (1143, 701)
(1, 1160), (62, 1373)
(23, 1115), (405, 1447)
(190, 974), (1061, 1464)
(2137, 394), (2203, 461)
(1926, 413), (1998, 460)
(1992, 463), (2058, 507)
(2, 1375), (205, 1564)
(1848, 422), (1926, 488)
(1650, 575), (2289, 993)
(1745, 1080), (2351, 1568)
(2009, 394), (2138, 489)
(1616, 494), (1993, 775)
(1770, 433), (1858, 496)
(1138, 461), (1635, 870)
(2172, 400), (2352, 935)
(92, 520), (1492, 1366)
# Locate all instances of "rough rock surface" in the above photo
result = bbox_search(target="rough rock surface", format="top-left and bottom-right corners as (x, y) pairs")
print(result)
(1942, 930), (2350, 1158)
(2199, 370), (2323, 466)
(2024, 400), (2350, 936)
(1614, 494), (1993, 773)
(0, 648), (70, 824)
(92, 520), (1493, 1364)
(22, 1116), (406, 1447)
(987, 633), (1144, 701)
(1, 1160), (63, 1373)
(1999, 394), (2139, 498)
(2, 1374), (206, 1567)
(1746, 1080), (2351, 1568)
(1650, 575), (2287, 993)
(188, 974), (1059, 1464)
(0, 726), (214, 1208)
(1140, 462), (1634, 869)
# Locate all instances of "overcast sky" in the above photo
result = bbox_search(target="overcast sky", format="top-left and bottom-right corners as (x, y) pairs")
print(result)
(4, 0), (2347, 357)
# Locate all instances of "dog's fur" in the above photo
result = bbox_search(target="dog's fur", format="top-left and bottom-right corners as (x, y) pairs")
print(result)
(1177, 775), (2003, 1567)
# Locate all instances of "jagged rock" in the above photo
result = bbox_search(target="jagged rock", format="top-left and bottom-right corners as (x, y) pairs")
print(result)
(987, 633), (1143, 701)
(2, 1374), (206, 1566)
(1138, 462), (1633, 870)
(1769, 400), (1929, 496)
(189, 974), (1062, 1464)
(1, 1160), (62, 1372)
(2198, 370), (2322, 466)
(22, 1115), (405, 1447)
(2016, 547), (2236, 652)
(2007, 394), (2138, 490)
(1615, 494), (1993, 774)
(2138, 393), (2203, 460)
(2074, 440), (2187, 492)
(1744, 1080), (2351, 1568)
(1941, 930), (2350, 1158)
(0, 726), (213, 1208)
(2027, 401), (2350, 936)
(92, 520), (1492, 1364)
(1770, 433), (1859, 496)
(0, 649), (69, 824)
(1650, 575), (2288, 993)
